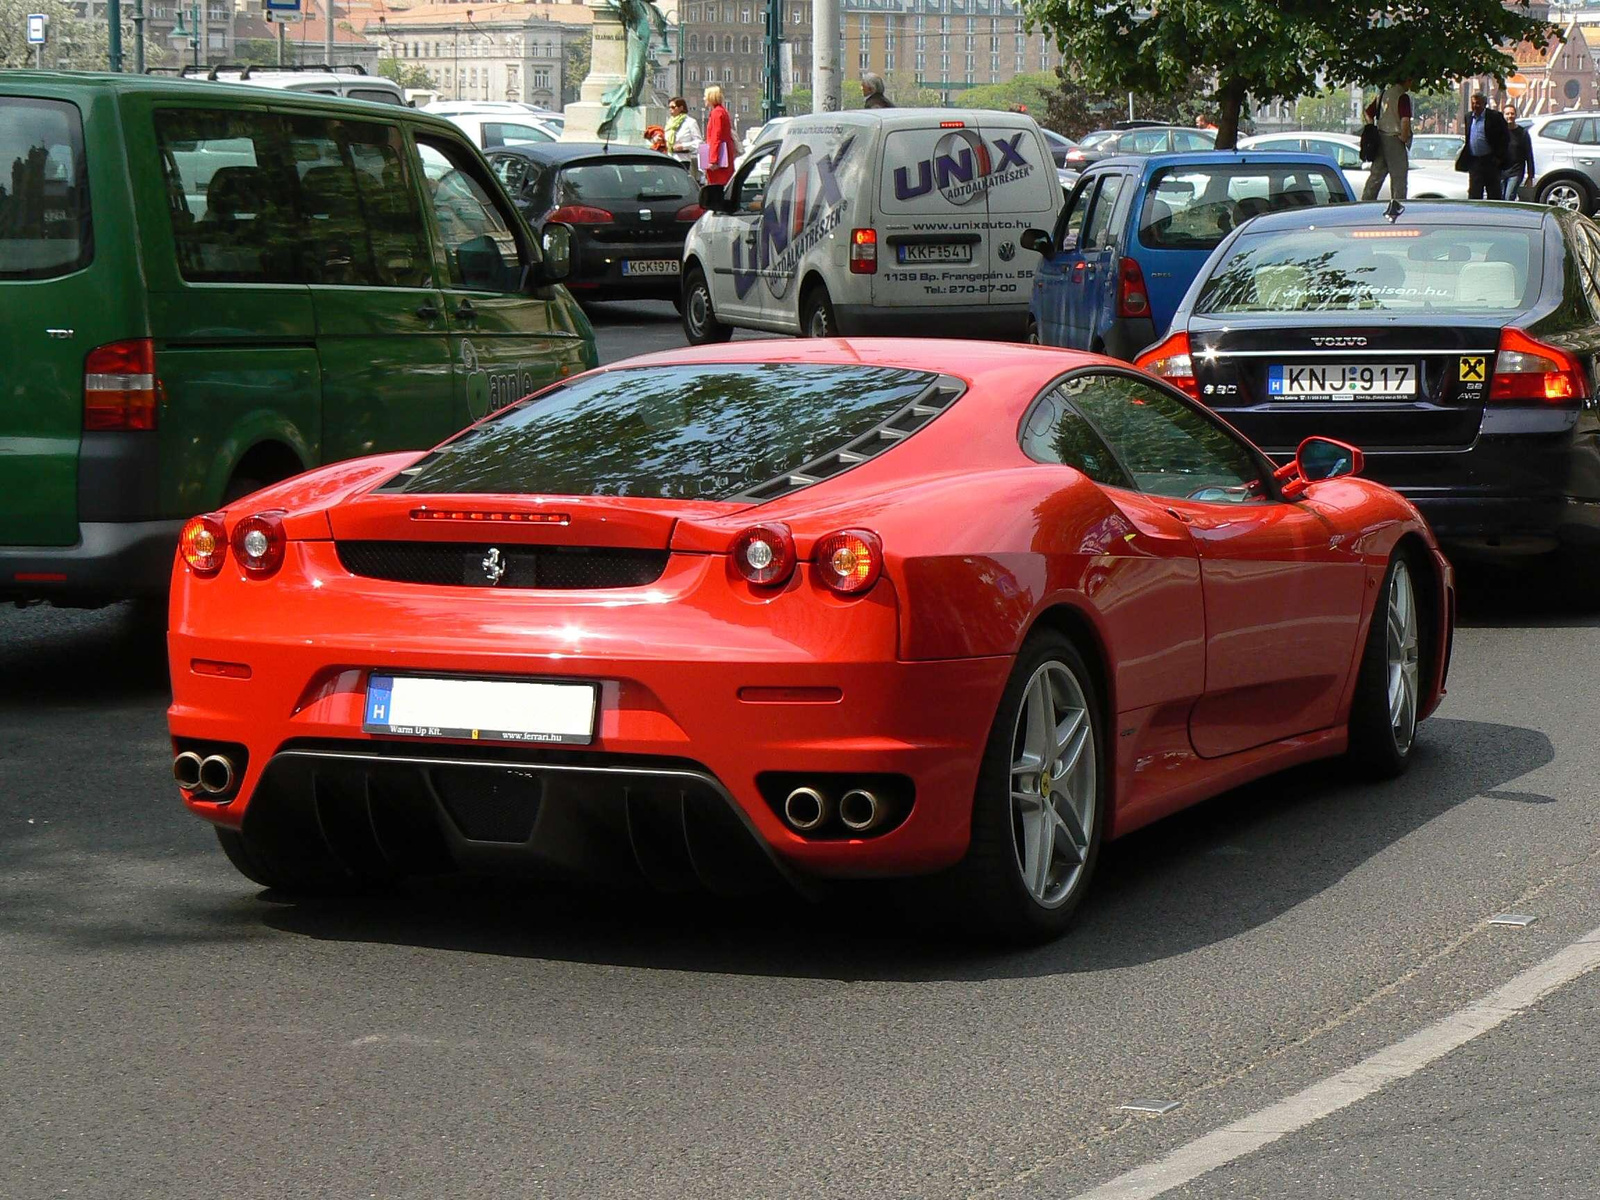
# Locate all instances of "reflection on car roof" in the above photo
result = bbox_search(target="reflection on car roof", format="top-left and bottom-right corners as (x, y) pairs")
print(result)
(1236, 199), (1552, 233)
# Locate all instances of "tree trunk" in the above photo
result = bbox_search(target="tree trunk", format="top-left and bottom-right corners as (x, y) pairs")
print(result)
(1213, 77), (1247, 150)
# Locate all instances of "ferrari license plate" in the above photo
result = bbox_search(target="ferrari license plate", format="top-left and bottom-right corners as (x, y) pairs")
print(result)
(897, 242), (972, 264)
(621, 259), (680, 276)
(363, 674), (597, 745)
(1267, 362), (1417, 397)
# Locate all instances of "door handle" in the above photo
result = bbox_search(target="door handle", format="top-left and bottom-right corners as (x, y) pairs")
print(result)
(454, 299), (477, 323)
(1164, 508), (1194, 524)
(415, 302), (440, 321)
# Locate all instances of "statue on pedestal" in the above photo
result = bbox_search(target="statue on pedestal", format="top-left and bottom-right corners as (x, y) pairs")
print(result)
(561, 0), (668, 146)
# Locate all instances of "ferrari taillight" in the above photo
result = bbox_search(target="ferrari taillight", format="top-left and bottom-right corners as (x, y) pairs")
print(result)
(84, 338), (160, 431)
(1490, 328), (1586, 405)
(230, 511), (287, 578)
(813, 529), (882, 596)
(180, 514), (227, 577)
(1135, 330), (1200, 400)
(731, 523), (796, 586)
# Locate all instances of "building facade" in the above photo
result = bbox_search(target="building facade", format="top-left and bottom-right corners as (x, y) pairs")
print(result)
(363, 2), (592, 108)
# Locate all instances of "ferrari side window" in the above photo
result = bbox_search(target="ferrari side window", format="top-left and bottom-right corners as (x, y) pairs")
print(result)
(1064, 372), (1267, 503)
(1020, 386), (1133, 487)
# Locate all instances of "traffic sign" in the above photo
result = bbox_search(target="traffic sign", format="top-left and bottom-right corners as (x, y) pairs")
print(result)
(26, 12), (48, 44)
(263, 0), (302, 21)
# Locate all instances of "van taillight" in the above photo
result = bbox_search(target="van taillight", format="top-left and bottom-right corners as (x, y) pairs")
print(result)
(84, 339), (159, 431)
(850, 228), (878, 274)
(1116, 257), (1149, 318)
(1489, 327), (1587, 405)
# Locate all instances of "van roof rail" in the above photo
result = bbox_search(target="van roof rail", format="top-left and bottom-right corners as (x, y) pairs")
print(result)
(179, 63), (371, 81)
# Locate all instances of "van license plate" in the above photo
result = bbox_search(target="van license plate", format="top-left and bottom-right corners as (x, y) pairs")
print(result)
(1267, 363), (1417, 397)
(897, 243), (972, 264)
(363, 674), (598, 745)
(622, 259), (680, 276)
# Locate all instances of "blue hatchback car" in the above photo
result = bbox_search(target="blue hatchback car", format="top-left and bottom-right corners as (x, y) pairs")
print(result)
(1023, 152), (1354, 359)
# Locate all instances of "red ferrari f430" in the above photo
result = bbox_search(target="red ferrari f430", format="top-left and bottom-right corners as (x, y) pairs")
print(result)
(168, 341), (1454, 941)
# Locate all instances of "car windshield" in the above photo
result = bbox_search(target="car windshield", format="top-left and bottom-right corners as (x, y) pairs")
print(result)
(1140, 164), (1347, 250)
(389, 363), (945, 499)
(1195, 224), (1543, 314)
(556, 160), (694, 205)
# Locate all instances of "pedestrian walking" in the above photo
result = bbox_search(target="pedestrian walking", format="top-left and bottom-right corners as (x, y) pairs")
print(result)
(1361, 79), (1415, 201)
(665, 96), (703, 183)
(1459, 91), (1509, 201)
(698, 85), (739, 195)
(861, 72), (893, 109)
(1501, 104), (1536, 201)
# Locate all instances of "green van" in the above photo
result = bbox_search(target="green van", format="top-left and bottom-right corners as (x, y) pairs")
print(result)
(0, 71), (596, 608)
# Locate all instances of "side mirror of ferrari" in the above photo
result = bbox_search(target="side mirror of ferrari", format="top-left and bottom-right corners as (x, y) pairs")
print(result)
(1279, 436), (1364, 499)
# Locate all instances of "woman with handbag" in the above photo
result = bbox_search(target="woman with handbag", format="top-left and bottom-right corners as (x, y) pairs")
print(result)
(699, 86), (739, 193)
(666, 96), (703, 183)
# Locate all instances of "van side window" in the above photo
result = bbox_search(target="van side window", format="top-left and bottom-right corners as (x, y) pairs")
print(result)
(416, 136), (529, 292)
(284, 117), (431, 288)
(156, 108), (301, 284)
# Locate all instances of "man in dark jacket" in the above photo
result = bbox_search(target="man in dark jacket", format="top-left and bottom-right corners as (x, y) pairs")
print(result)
(861, 73), (893, 109)
(1502, 104), (1536, 200)
(1461, 91), (1510, 200)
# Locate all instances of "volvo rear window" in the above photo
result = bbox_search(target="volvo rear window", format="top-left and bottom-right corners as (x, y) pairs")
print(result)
(1140, 165), (1347, 251)
(557, 160), (694, 205)
(390, 364), (952, 500)
(1195, 225), (1543, 314)
(0, 98), (92, 280)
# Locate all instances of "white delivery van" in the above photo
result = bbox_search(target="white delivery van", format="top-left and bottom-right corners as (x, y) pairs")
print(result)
(681, 109), (1060, 342)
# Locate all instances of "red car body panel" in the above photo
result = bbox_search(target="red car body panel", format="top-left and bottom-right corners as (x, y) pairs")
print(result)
(167, 340), (1454, 882)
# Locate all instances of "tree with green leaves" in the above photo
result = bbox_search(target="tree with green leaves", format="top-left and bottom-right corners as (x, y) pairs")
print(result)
(564, 38), (591, 105)
(1044, 65), (1213, 138)
(376, 56), (433, 90)
(1022, 0), (1554, 149)
(958, 71), (1057, 115)
(1, 0), (117, 69)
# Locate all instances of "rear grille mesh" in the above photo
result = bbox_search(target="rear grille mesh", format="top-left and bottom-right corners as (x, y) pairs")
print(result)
(337, 541), (669, 589)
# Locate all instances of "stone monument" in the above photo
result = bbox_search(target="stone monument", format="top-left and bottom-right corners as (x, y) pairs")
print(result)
(561, 0), (668, 146)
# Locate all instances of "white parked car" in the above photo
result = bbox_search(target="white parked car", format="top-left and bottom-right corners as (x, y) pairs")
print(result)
(1238, 131), (1467, 200)
(683, 108), (1060, 341)
(186, 66), (405, 106)
(1522, 112), (1600, 213)
(435, 109), (563, 152)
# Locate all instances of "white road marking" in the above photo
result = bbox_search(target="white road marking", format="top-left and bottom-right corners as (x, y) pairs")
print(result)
(1069, 923), (1600, 1200)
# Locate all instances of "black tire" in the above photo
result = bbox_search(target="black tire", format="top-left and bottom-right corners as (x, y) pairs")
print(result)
(1025, 315), (1040, 345)
(939, 632), (1108, 943)
(682, 266), (732, 344)
(214, 826), (362, 895)
(1538, 176), (1594, 214)
(801, 284), (837, 338)
(1347, 548), (1426, 779)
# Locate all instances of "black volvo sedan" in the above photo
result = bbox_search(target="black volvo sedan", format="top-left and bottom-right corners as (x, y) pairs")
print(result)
(1138, 201), (1600, 578)
(487, 143), (702, 305)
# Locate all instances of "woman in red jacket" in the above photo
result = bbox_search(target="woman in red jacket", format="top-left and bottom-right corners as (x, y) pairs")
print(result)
(700, 85), (738, 188)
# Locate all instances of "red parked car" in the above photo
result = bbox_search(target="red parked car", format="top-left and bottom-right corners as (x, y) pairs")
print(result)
(167, 341), (1454, 942)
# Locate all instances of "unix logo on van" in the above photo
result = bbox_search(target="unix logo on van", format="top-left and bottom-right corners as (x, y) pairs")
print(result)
(893, 130), (1032, 207)
(1310, 336), (1368, 347)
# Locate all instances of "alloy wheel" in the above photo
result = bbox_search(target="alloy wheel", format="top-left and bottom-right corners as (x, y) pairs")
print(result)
(1008, 660), (1096, 907)
(1386, 560), (1420, 755)
(1545, 181), (1585, 211)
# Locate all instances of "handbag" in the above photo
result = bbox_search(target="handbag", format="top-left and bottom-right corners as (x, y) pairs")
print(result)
(1517, 182), (1538, 202)
(1359, 122), (1381, 163)
(1454, 147), (1471, 173)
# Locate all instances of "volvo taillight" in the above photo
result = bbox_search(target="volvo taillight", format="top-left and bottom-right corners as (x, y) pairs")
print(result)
(850, 228), (878, 274)
(1116, 257), (1149, 319)
(84, 338), (159, 431)
(731, 524), (797, 586)
(546, 204), (614, 224)
(230, 511), (287, 578)
(1135, 331), (1200, 400)
(1490, 328), (1586, 405)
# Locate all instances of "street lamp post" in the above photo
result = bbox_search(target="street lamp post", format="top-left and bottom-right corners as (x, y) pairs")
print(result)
(170, 3), (201, 68)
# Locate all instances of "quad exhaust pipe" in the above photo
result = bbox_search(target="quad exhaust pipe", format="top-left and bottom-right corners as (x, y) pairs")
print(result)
(173, 751), (237, 797)
(782, 786), (832, 833)
(838, 788), (889, 835)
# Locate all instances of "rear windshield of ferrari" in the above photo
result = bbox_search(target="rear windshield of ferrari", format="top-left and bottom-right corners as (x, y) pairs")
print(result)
(390, 363), (944, 499)
(1194, 225), (1543, 314)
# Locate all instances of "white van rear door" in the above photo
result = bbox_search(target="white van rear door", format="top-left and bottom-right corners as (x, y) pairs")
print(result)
(979, 118), (1061, 309)
(874, 121), (995, 308)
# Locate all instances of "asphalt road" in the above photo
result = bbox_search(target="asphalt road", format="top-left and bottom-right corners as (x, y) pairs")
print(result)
(3, 311), (1598, 1199)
